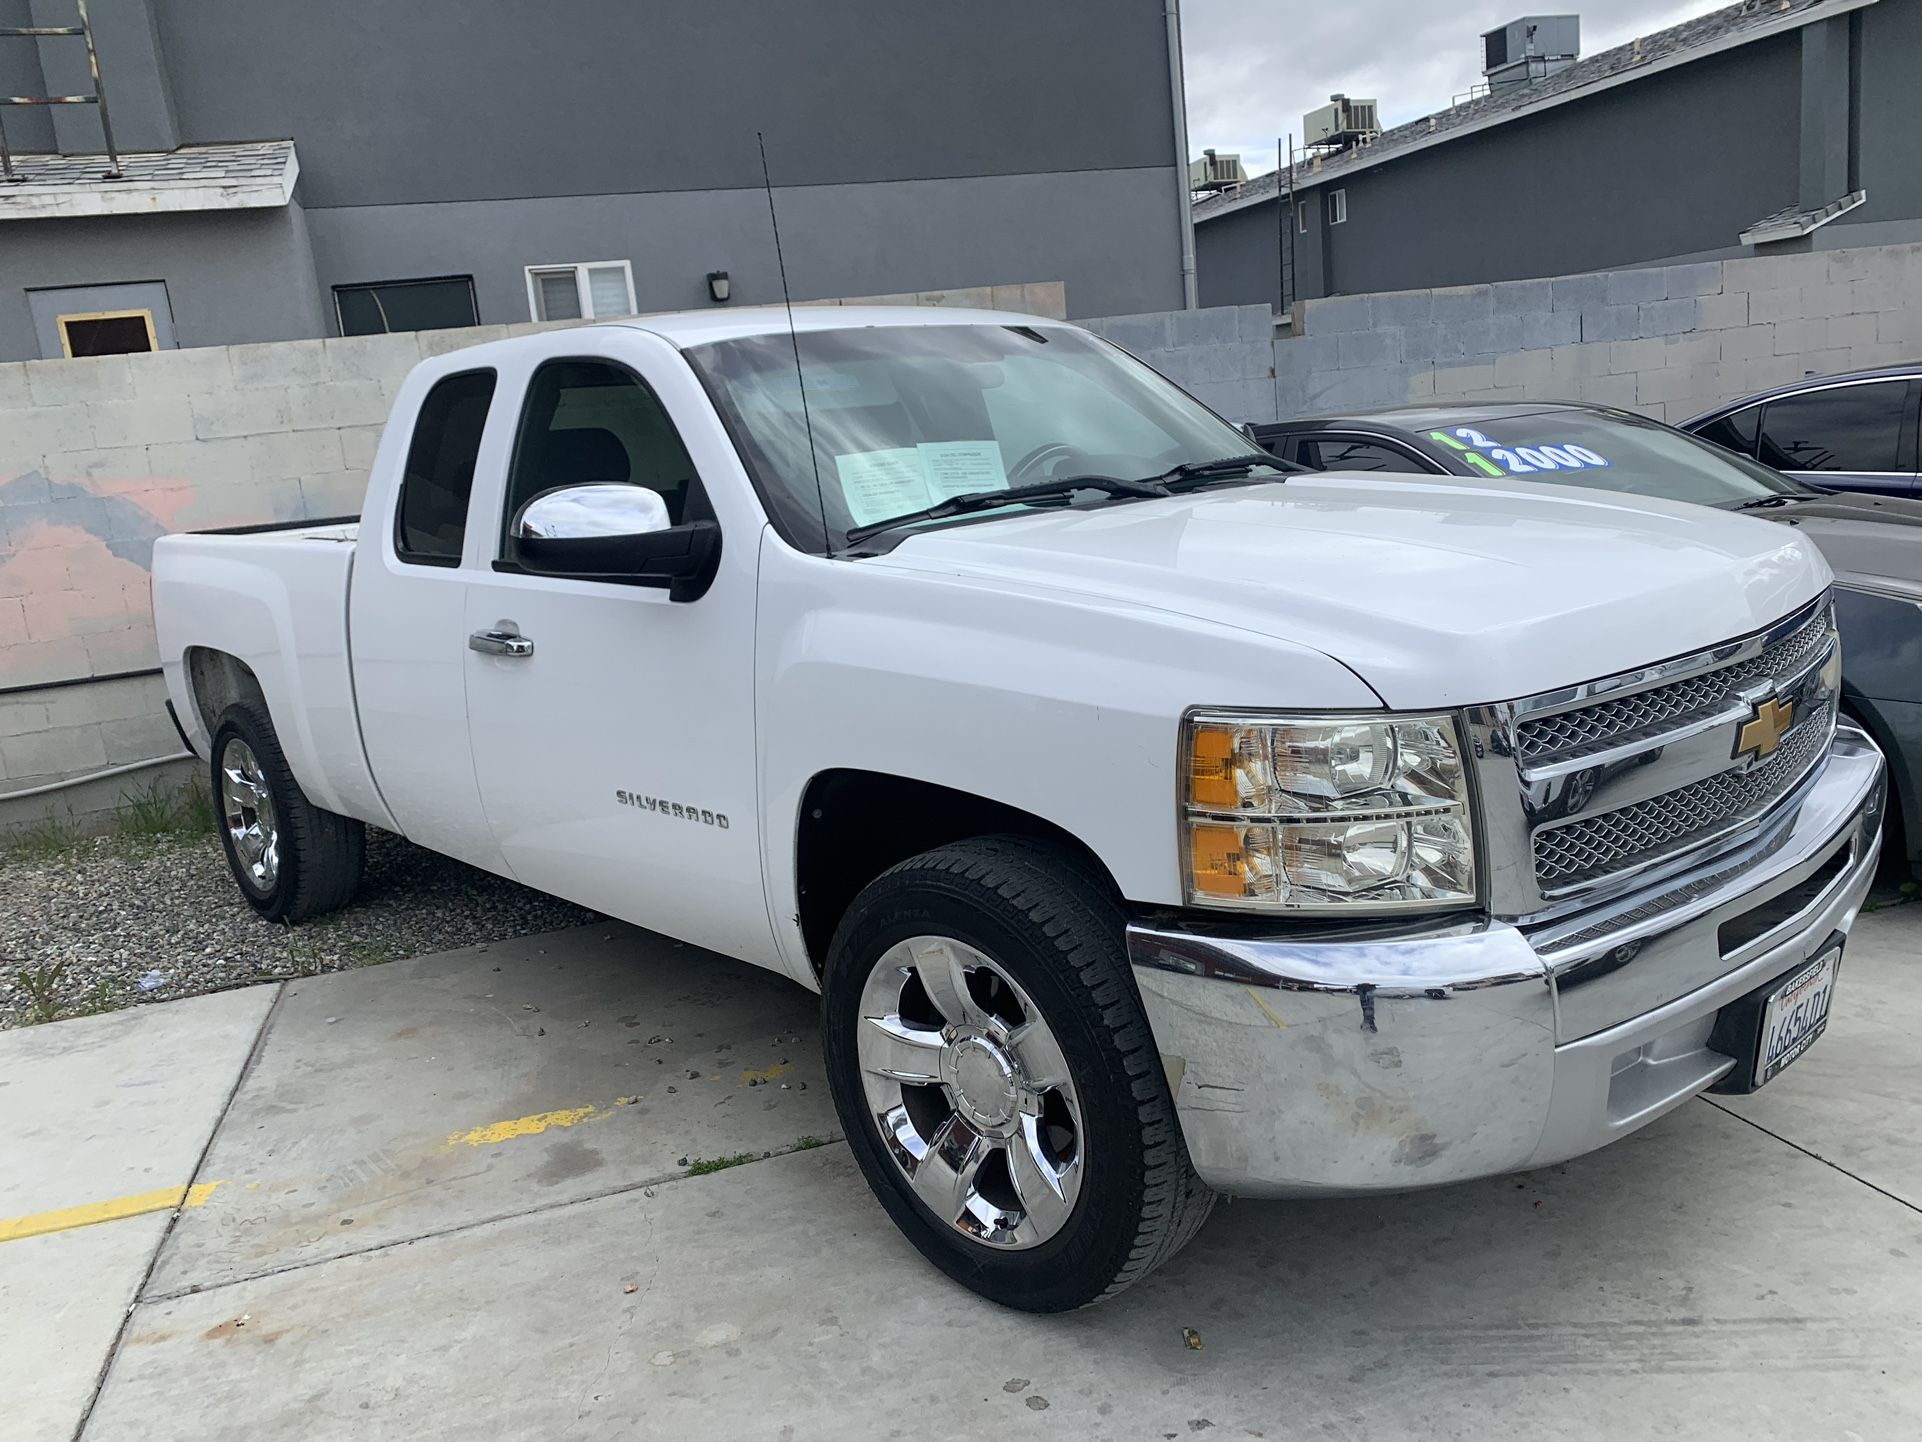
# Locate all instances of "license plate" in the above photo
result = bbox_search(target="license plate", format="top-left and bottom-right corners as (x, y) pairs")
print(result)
(1755, 948), (1840, 1087)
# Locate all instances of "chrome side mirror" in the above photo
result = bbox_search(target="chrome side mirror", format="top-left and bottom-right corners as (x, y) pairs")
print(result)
(511, 482), (672, 540)
(510, 482), (721, 603)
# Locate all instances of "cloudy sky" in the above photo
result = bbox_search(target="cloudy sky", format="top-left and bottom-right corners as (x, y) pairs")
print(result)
(1182, 0), (1734, 177)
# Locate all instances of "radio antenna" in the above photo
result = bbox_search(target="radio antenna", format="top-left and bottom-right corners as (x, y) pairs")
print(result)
(758, 131), (832, 555)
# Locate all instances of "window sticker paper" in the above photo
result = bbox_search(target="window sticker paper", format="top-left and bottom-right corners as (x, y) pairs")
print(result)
(835, 447), (932, 526)
(918, 440), (1009, 502)
(834, 441), (1009, 526)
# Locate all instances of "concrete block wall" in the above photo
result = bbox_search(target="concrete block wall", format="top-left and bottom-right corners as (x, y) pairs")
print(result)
(0, 281), (1072, 827)
(0, 672), (194, 828)
(1278, 242), (1922, 423)
(1080, 304), (1279, 424)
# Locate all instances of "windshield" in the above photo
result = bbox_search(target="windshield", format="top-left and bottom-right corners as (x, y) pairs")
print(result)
(685, 323), (1264, 552)
(1424, 410), (1812, 505)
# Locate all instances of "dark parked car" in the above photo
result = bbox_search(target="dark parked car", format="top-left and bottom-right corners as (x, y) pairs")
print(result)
(1255, 402), (1922, 876)
(1680, 365), (1922, 497)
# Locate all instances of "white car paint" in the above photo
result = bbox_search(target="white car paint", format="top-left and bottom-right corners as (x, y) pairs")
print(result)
(152, 307), (1833, 994)
(873, 476), (1822, 710)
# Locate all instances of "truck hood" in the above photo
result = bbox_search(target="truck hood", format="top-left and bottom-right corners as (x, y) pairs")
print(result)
(873, 474), (1830, 708)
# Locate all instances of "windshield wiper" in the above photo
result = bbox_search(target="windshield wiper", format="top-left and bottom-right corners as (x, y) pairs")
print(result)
(1734, 494), (1819, 510)
(1160, 452), (1295, 487)
(843, 474), (1170, 545)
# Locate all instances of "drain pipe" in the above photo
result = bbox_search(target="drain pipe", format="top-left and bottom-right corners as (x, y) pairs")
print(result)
(1166, 0), (1199, 309)
(0, 753), (192, 803)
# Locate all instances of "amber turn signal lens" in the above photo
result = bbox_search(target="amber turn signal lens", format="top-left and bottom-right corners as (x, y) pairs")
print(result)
(1188, 725), (1238, 810)
(1187, 821), (1247, 897)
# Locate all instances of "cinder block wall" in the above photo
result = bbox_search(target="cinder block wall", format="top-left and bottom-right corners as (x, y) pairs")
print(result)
(1277, 243), (1922, 421)
(0, 284), (1071, 829)
(1079, 304), (1281, 425)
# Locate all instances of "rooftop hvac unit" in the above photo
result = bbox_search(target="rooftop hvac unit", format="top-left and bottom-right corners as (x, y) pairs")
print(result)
(1482, 15), (1580, 90)
(1303, 95), (1381, 150)
(1189, 149), (1248, 192)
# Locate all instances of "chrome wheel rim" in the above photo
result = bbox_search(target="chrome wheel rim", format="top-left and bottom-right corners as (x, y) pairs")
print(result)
(856, 935), (1084, 1250)
(220, 739), (280, 893)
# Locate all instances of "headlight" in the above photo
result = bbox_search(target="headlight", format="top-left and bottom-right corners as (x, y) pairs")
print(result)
(1181, 712), (1478, 913)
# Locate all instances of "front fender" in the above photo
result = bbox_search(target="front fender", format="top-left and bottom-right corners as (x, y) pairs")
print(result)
(752, 533), (1380, 983)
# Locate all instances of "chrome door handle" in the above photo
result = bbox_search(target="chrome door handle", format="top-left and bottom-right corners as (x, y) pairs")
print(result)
(468, 629), (534, 658)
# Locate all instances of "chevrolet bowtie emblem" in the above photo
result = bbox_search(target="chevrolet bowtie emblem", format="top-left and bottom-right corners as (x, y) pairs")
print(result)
(1735, 696), (1795, 762)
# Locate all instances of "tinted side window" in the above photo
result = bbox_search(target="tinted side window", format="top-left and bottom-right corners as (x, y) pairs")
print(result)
(1756, 383), (1907, 472)
(1691, 404), (1760, 458)
(1298, 437), (1428, 473)
(396, 369), (497, 564)
(503, 360), (699, 545)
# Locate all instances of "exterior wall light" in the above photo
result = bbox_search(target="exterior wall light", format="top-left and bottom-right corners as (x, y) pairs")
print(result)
(707, 271), (731, 303)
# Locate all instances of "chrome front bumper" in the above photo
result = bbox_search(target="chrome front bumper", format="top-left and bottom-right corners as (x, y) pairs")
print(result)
(1127, 726), (1886, 1197)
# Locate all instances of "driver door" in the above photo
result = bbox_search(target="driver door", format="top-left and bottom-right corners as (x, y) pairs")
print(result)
(461, 335), (772, 964)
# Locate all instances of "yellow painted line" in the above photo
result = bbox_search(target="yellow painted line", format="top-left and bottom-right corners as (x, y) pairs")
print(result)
(1245, 987), (1290, 1030)
(441, 1105), (609, 1150)
(0, 1180), (223, 1245)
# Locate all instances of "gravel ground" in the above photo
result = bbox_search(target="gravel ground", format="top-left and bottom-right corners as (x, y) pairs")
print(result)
(0, 828), (597, 1028)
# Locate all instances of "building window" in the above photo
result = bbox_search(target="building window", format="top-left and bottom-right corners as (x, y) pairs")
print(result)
(336, 276), (479, 336)
(1296, 201), (1308, 235)
(525, 261), (637, 322)
(1327, 189), (1347, 226)
(56, 308), (159, 357)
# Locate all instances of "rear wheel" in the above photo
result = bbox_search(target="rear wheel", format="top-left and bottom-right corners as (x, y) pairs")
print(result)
(211, 700), (364, 922)
(822, 835), (1213, 1311)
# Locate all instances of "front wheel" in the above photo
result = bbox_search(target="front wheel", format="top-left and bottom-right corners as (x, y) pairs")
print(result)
(822, 836), (1214, 1311)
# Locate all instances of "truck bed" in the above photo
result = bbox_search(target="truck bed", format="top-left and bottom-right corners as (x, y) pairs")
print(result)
(151, 523), (392, 828)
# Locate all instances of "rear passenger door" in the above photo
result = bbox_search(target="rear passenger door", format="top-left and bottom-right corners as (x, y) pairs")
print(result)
(1754, 380), (1920, 496)
(347, 366), (506, 871)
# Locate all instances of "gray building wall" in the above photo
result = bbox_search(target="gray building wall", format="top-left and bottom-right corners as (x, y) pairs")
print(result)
(0, 205), (327, 358)
(1856, 0), (1922, 232)
(0, 0), (1186, 354)
(139, 2), (1183, 332)
(1195, 198), (1280, 311)
(1197, 0), (1922, 307)
(154, 2), (1173, 207)
(302, 167), (1179, 326)
(0, 0), (55, 152)
(1318, 31), (1799, 294)
(28, 0), (177, 152)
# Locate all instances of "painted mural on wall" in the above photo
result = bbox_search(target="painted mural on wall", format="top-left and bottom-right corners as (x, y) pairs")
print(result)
(0, 457), (333, 689)
(0, 333), (404, 692)
(0, 468), (181, 689)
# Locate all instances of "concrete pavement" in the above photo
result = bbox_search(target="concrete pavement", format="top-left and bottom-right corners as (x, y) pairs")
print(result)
(3, 910), (1919, 1441)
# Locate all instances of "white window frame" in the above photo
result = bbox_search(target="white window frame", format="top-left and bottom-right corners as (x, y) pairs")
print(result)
(1296, 200), (1308, 235)
(1327, 189), (1347, 226)
(523, 260), (637, 322)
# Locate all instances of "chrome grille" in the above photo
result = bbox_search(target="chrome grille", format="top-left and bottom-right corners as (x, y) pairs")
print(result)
(1532, 716), (1828, 888)
(1515, 606), (1831, 765)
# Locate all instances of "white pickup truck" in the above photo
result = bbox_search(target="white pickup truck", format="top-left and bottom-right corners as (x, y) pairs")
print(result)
(153, 308), (1884, 1311)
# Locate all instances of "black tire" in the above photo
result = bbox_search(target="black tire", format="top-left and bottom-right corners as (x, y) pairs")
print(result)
(822, 835), (1214, 1311)
(210, 699), (364, 923)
